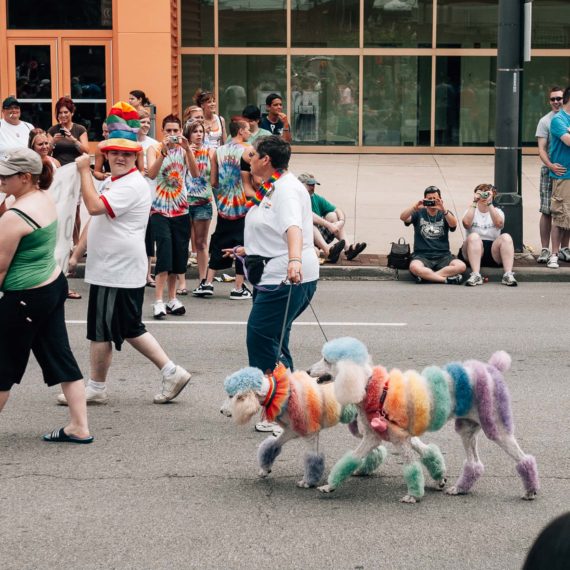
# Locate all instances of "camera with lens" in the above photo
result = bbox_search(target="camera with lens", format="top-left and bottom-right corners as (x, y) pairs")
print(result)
(169, 135), (180, 144)
(479, 191), (490, 199)
(423, 199), (436, 207)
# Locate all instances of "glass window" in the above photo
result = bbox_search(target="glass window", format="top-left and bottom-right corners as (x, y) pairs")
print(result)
(521, 57), (570, 146)
(181, 0), (214, 47)
(363, 56), (431, 146)
(364, 0), (433, 48)
(15, 45), (53, 129)
(7, 0), (112, 30)
(219, 56), (286, 123)
(532, 0), (570, 49)
(435, 56), (497, 146)
(292, 0), (359, 47)
(437, 0), (498, 48)
(292, 56), (358, 145)
(181, 55), (215, 114)
(69, 46), (107, 142)
(219, 1), (286, 47)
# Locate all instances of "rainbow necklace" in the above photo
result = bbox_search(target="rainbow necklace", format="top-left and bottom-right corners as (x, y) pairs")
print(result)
(246, 169), (285, 209)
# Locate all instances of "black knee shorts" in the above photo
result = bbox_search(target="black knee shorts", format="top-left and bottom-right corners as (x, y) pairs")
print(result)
(151, 213), (190, 274)
(87, 285), (147, 351)
(208, 216), (245, 274)
(0, 272), (83, 390)
(458, 240), (501, 268)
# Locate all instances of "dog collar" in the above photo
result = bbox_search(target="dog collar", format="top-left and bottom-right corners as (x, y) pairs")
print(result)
(261, 363), (290, 422)
(262, 374), (277, 408)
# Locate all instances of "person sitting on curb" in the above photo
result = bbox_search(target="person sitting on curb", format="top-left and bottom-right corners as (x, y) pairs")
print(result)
(298, 172), (367, 263)
(400, 185), (466, 284)
(459, 183), (517, 287)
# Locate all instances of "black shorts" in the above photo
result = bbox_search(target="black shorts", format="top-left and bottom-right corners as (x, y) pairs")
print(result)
(208, 216), (245, 275)
(0, 272), (83, 390)
(458, 240), (501, 268)
(412, 253), (455, 272)
(151, 213), (190, 274)
(87, 285), (147, 351)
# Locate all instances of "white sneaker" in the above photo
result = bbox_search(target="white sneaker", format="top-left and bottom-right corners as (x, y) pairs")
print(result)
(153, 366), (192, 404)
(57, 385), (109, 406)
(537, 248), (550, 263)
(229, 285), (252, 300)
(153, 300), (167, 319)
(465, 272), (483, 287)
(558, 247), (570, 262)
(501, 272), (518, 287)
(547, 254), (559, 269)
(166, 298), (185, 315)
(255, 421), (283, 437)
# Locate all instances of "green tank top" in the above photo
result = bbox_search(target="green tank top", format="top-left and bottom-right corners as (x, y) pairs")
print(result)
(2, 208), (58, 292)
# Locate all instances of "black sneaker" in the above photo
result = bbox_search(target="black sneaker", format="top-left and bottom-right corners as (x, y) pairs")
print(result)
(192, 281), (214, 297)
(445, 275), (463, 285)
(229, 284), (252, 300)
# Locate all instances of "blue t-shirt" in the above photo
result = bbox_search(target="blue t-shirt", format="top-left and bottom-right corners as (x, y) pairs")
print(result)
(549, 109), (570, 180)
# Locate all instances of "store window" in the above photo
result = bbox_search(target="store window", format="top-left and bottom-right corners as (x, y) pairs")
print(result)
(532, 0), (570, 49)
(292, 0), (359, 47)
(181, 55), (215, 113)
(218, 1), (286, 47)
(364, 0), (433, 48)
(437, 0), (498, 48)
(181, 0), (214, 47)
(521, 57), (570, 146)
(218, 56), (286, 122)
(363, 56), (431, 146)
(435, 56), (497, 146)
(292, 56), (358, 145)
(7, 0), (112, 30)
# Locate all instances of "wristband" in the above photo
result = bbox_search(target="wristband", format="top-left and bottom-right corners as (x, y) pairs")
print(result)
(443, 210), (450, 216)
(288, 258), (302, 263)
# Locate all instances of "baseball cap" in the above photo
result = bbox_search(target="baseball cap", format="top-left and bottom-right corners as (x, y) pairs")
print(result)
(297, 172), (320, 185)
(0, 148), (43, 176)
(2, 96), (20, 109)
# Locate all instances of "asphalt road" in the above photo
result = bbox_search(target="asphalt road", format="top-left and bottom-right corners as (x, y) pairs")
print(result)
(1, 279), (569, 570)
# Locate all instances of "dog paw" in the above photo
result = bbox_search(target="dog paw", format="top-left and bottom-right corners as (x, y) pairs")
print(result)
(436, 477), (448, 491)
(400, 495), (418, 504)
(258, 468), (271, 478)
(297, 479), (312, 489)
(522, 491), (537, 501)
(318, 484), (335, 494)
(445, 485), (466, 496)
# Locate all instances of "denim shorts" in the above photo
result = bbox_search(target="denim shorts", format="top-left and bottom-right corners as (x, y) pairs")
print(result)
(189, 202), (213, 221)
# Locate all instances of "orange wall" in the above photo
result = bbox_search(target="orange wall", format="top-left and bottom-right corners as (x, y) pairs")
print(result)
(113, 0), (174, 133)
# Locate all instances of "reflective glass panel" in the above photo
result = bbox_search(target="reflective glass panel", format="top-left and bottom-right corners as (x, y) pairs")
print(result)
(73, 104), (107, 143)
(532, 0), (570, 49)
(181, 55), (215, 113)
(364, 0), (433, 48)
(219, 1), (286, 47)
(181, 0), (214, 47)
(521, 57), (570, 146)
(15, 45), (53, 129)
(70, 46), (106, 100)
(7, 0), (112, 30)
(437, 0), (498, 48)
(363, 56), (431, 146)
(292, 0), (359, 47)
(219, 56), (286, 123)
(292, 56), (358, 145)
(435, 57), (497, 147)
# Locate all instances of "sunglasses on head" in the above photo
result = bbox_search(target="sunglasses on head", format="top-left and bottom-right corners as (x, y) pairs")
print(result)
(550, 97), (563, 102)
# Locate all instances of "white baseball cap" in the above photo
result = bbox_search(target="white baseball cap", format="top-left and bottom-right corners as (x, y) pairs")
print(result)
(0, 148), (43, 176)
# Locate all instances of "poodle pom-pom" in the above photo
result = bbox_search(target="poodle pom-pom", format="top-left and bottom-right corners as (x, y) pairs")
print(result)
(322, 337), (369, 365)
(489, 351), (511, 373)
(224, 367), (264, 396)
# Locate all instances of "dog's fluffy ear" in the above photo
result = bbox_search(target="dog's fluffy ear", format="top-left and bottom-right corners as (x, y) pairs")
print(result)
(334, 361), (368, 405)
(230, 392), (261, 425)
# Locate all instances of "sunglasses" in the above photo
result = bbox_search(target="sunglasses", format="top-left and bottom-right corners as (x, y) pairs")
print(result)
(550, 97), (563, 102)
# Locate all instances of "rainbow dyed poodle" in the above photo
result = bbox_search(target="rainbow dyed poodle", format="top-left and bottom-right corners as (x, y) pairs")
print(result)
(308, 337), (539, 503)
(223, 363), (388, 488)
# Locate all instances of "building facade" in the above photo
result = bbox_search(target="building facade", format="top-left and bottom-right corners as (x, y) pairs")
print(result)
(1, 0), (569, 154)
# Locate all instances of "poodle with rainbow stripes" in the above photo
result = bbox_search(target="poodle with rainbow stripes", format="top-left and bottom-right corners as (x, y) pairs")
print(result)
(308, 337), (539, 503)
(222, 363), (390, 488)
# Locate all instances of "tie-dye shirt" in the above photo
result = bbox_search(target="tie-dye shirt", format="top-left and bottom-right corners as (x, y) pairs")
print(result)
(214, 142), (248, 220)
(151, 146), (188, 217)
(185, 147), (212, 207)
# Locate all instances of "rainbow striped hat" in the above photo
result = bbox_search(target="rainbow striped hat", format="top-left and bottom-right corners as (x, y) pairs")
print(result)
(98, 101), (142, 153)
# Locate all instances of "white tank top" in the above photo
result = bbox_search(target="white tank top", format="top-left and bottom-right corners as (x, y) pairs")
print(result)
(205, 114), (223, 149)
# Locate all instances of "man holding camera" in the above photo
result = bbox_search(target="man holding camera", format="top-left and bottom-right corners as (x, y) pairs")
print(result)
(400, 186), (466, 284)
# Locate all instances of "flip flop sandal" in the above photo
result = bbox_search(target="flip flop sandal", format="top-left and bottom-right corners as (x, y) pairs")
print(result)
(346, 242), (367, 261)
(67, 290), (82, 300)
(42, 427), (94, 444)
(326, 239), (346, 264)
(176, 288), (189, 296)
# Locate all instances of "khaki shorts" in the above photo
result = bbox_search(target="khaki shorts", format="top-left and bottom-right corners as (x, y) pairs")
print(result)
(550, 178), (570, 229)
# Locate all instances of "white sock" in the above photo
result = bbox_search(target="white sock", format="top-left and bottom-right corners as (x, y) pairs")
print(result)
(87, 379), (107, 392)
(161, 361), (176, 378)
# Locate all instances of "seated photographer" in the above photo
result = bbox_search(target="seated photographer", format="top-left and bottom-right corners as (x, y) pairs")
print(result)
(459, 183), (517, 287)
(400, 186), (466, 284)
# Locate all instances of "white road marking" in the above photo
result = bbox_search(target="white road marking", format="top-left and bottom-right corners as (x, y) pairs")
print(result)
(66, 320), (407, 327)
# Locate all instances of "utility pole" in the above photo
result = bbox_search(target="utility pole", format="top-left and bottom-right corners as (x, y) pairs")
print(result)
(494, 0), (532, 252)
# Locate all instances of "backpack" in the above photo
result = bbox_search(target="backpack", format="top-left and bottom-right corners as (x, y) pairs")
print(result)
(387, 237), (411, 270)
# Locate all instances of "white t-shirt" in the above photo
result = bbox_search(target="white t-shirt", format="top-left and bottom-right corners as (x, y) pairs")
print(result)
(0, 119), (34, 150)
(464, 207), (505, 241)
(85, 169), (151, 288)
(244, 171), (319, 286)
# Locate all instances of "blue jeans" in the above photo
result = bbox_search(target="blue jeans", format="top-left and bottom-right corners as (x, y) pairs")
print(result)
(247, 280), (318, 374)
